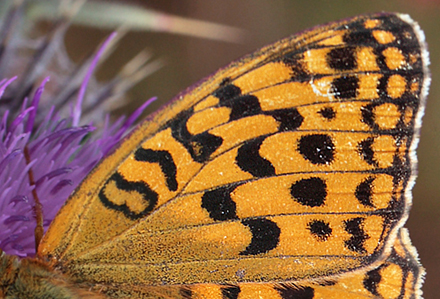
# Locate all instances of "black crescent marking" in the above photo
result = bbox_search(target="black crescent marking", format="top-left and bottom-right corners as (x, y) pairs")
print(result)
(240, 218), (280, 255)
(355, 177), (375, 207)
(201, 184), (241, 221)
(170, 109), (223, 163)
(236, 136), (275, 177)
(134, 148), (178, 192)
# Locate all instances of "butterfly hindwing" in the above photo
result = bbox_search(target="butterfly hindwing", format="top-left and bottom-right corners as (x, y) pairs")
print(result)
(54, 228), (422, 298)
(38, 12), (428, 295)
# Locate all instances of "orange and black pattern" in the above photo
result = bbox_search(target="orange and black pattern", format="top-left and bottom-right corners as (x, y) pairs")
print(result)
(177, 228), (423, 299)
(28, 12), (429, 298)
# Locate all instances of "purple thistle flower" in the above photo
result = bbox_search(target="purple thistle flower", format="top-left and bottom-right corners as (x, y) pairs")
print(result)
(0, 2), (157, 257)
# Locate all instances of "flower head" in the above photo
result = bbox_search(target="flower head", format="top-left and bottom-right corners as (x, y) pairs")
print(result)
(0, 2), (155, 257)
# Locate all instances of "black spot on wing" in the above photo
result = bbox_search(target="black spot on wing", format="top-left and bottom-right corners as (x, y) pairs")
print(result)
(308, 219), (332, 241)
(213, 83), (262, 121)
(378, 75), (390, 98)
(298, 134), (335, 165)
(343, 24), (377, 46)
(190, 132), (224, 162)
(290, 177), (327, 207)
(331, 75), (359, 99)
(361, 103), (388, 132)
(134, 148), (178, 192)
(358, 137), (377, 166)
(221, 285), (241, 299)
(385, 155), (409, 192)
(281, 52), (311, 82)
(169, 109), (223, 163)
(355, 177), (375, 207)
(363, 246), (422, 298)
(267, 108), (304, 131)
(363, 267), (382, 297)
(318, 107), (336, 120)
(236, 136), (275, 177)
(99, 172), (158, 220)
(240, 218), (280, 255)
(201, 184), (240, 221)
(378, 155), (408, 222)
(344, 217), (368, 253)
(275, 285), (315, 299)
(228, 94), (262, 121)
(327, 47), (357, 71)
(214, 83), (241, 101)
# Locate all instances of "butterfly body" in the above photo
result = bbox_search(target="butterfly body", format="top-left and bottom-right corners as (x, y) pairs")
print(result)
(0, 12), (429, 298)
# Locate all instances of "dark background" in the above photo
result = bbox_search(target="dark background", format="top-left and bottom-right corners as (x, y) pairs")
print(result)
(65, 1), (440, 297)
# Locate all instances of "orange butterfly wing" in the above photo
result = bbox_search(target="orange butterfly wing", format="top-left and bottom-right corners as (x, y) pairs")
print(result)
(37, 13), (428, 298)
(174, 228), (423, 299)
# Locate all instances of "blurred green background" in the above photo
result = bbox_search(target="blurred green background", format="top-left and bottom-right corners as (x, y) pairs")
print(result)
(64, 0), (440, 297)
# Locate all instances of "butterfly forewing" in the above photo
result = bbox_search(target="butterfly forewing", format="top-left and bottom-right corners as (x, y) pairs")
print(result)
(38, 12), (428, 295)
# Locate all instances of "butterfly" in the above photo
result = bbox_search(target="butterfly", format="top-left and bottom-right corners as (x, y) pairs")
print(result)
(0, 12), (429, 298)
